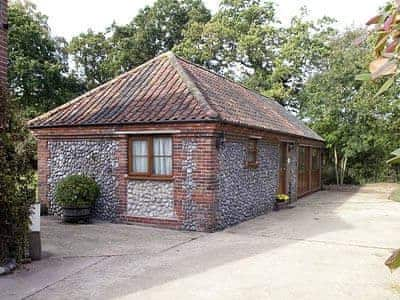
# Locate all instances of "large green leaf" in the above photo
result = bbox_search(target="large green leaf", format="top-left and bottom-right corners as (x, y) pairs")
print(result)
(385, 249), (400, 272)
(355, 73), (371, 81)
(375, 76), (395, 96)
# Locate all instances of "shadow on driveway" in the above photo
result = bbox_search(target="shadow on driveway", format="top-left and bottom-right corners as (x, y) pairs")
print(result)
(2, 185), (400, 300)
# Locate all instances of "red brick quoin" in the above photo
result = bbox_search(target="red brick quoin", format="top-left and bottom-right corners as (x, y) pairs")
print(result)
(0, 0), (7, 85)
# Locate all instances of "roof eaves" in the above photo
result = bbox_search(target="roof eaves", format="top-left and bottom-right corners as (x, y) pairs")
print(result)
(28, 118), (220, 130)
(220, 119), (325, 143)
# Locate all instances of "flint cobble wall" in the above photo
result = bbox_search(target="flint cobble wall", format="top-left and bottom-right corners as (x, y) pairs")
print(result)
(127, 180), (175, 218)
(216, 138), (279, 229)
(47, 140), (119, 220)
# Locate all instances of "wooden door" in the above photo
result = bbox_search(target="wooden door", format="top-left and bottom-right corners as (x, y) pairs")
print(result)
(311, 148), (321, 191)
(297, 146), (310, 196)
(278, 143), (287, 194)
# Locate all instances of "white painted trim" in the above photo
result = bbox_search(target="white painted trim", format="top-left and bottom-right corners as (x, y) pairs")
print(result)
(249, 135), (262, 140)
(114, 130), (181, 135)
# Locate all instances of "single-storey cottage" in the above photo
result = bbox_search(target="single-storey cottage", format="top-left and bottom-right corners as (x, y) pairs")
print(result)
(29, 52), (324, 232)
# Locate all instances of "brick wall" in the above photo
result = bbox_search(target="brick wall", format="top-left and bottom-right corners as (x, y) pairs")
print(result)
(37, 139), (49, 207)
(173, 134), (218, 231)
(123, 132), (219, 231)
(0, 0), (7, 128)
(0, 0), (7, 85)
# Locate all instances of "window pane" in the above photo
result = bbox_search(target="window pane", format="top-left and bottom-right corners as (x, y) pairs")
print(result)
(153, 157), (172, 175)
(132, 140), (148, 173)
(248, 150), (256, 163)
(153, 137), (172, 156)
(248, 139), (257, 163)
(133, 140), (148, 156)
(133, 157), (148, 173)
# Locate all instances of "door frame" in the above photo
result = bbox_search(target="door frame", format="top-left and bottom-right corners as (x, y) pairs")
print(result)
(278, 142), (288, 195)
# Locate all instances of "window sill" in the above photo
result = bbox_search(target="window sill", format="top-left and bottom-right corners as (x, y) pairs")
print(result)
(125, 175), (174, 181)
(246, 162), (259, 169)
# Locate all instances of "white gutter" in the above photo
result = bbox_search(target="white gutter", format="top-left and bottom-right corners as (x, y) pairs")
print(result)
(114, 130), (182, 135)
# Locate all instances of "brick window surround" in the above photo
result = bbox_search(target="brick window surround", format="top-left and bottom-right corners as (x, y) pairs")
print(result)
(246, 138), (258, 168)
(128, 135), (173, 180)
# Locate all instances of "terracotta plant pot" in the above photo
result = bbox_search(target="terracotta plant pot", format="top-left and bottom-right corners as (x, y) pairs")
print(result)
(62, 206), (91, 223)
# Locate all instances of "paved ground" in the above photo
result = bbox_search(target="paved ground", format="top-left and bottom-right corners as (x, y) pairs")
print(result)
(1, 183), (400, 300)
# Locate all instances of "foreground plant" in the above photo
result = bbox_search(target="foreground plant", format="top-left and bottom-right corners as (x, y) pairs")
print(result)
(358, 1), (400, 272)
(276, 194), (290, 202)
(356, 0), (400, 95)
(0, 87), (36, 263)
(386, 249), (400, 272)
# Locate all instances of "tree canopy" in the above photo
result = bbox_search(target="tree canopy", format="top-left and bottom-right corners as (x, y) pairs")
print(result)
(174, 0), (335, 111)
(6, 0), (400, 184)
(300, 29), (400, 183)
(8, 1), (84, 117)
(68, 0), (211, 89)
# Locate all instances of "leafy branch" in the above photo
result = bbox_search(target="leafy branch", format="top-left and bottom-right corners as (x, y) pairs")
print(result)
(356, 0), (400, 95)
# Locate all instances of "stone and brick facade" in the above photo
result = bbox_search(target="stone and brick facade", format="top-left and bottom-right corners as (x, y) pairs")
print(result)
(29, 52), (324, 232)
(0, 0), (7, 85)
(216, 137), (279, 228)
(32, 123), (323, 231)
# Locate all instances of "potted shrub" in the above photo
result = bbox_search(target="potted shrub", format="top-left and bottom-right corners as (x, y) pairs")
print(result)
(55, 175), (100, 223)
(274, 194), (290, 211)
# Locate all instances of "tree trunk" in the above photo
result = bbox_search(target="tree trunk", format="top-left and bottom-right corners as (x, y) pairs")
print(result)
(339, 155), (348, 185)
(334, 146), (339, 185)
(333, 146), (347, 185)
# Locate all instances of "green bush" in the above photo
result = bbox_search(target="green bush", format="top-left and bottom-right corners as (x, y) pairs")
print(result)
(0, 87), (36, 263)
(55, 175), (100, 208)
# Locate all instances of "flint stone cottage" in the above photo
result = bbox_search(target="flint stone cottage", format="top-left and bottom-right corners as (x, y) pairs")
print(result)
(29, 52), (324, 232)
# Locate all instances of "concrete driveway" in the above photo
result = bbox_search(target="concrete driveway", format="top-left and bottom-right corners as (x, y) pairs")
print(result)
(1, 184), (400, 300)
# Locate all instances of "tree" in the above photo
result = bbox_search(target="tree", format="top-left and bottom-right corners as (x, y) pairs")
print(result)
(8, 1), (84, 118)
(174, 0), (335, 111)
(69, 30), (116, 90)
(112, 0), (211, 70)
(300, 29), (400, 184)
(68, 0), (211, 87)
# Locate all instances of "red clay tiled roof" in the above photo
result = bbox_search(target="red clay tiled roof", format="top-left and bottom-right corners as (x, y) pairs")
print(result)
(28, 52), (323, 141)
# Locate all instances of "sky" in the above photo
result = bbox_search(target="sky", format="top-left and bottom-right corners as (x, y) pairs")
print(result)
(31, 0), (384, 41)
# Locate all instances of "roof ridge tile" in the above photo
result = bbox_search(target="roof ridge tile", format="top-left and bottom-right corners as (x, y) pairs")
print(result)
(165, 52), (220, 120)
